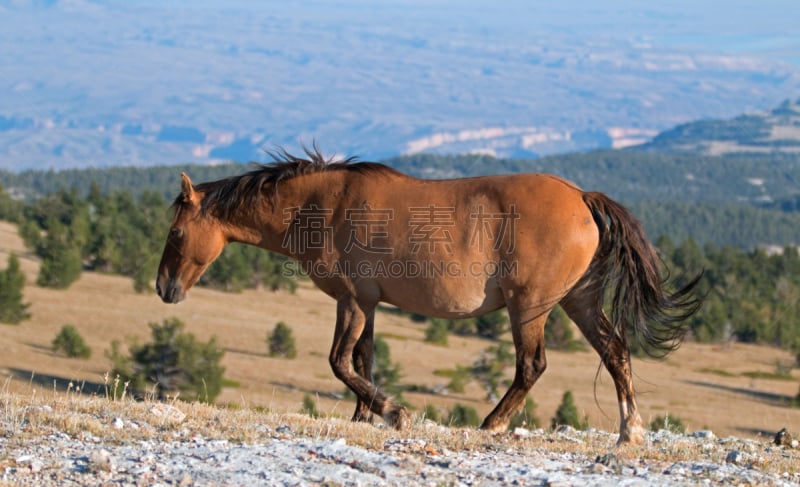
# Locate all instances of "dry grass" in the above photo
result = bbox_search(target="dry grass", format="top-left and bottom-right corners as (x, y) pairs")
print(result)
(0, 220), (799, 444)
(1, 385), (798, 478)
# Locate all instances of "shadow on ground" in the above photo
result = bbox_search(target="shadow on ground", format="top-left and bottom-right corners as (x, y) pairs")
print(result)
(7, 368), (108, 396)
(686, 380), (795, 406)
(224, 347), (267, 358)
(267, 381), (351, 402)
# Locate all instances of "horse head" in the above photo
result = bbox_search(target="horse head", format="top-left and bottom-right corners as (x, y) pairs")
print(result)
(156, 173), (227, 303)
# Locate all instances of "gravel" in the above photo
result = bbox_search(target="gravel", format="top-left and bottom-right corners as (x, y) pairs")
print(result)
(2, 423), (799, 486)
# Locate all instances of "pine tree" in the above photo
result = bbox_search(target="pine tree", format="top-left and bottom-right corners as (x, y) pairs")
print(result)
(52, 324), (92, 358)
(109, 317), (226, 402)
(551, 390), (589, 430)
(36, 219), (82, 289)
(373, 335), (402, 398)
(0, 253), (30, 324)
(0, 185), (22, 222)
(267, 321), (297, 359)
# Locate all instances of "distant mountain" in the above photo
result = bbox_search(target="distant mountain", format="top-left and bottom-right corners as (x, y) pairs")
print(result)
(638, 97), (800, 155)
(1, 1), (800, 171)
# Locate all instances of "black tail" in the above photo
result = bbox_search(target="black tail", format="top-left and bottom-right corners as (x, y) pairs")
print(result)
(582, 192), (703, 358)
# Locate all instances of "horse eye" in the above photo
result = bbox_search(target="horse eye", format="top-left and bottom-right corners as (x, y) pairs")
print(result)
(170, 228), (184, 239)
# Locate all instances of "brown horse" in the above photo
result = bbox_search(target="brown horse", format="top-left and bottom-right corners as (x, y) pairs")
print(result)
(156, 148), (700, 444)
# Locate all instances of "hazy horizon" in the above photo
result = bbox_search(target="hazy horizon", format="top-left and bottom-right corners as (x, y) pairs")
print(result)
(1, 0), (799, 170)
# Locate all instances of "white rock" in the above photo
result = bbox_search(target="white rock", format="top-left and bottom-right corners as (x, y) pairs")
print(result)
(512, 427), (531, 438)
(691, 430), (715, 439)
(725, 450), (743, 464)
(89, 449), (115, 472)
(14, 454), (33, 464)
(28, 460), (43, 473)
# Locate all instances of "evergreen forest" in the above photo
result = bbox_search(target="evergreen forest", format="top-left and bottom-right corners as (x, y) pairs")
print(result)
(1, 147), (799, 356)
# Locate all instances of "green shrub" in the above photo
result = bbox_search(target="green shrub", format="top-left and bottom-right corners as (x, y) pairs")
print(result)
(551, 390), (589, 430)
(424, 319), (449, 346)
(52, 324), (91, 359)
(302, 393), (320, 418)
(649, 413), (687, 434)
(267, 321), (297, 359)
(108, 317), (226, 402)
(448, 403), (481, 427)
(472, 341), (514, 401)
(433, 366), (471, 393)
(448, 318), (477, 336)
(423, 404), (442, 423)
(545, 306), (586, 351)
(446, 366), (471, 393)
(475, 310), (509, 339)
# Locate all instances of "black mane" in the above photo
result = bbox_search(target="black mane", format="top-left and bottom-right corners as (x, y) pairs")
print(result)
(175, 146), (395, 218)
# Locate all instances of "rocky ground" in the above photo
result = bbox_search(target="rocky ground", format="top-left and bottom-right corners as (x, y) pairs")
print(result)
(2, 402), (799, 487)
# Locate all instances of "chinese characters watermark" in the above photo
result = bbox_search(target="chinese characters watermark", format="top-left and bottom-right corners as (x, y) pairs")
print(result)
(279, 203), (520, 279)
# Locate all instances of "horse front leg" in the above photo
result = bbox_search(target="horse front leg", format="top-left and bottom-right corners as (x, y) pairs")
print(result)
(351, 310), (375, 423)
(329, 297), (409, 429)
(480, 310), (549, 432)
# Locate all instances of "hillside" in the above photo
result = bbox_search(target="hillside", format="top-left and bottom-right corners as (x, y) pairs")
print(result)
(641, 97), (800, 155)
(1, 220), (798, 441)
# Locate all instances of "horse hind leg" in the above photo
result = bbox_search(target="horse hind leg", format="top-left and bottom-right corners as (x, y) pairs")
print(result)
(560, 284), (645, 445)
(480, 302), (549, 432)
(351, 310), (375, 423)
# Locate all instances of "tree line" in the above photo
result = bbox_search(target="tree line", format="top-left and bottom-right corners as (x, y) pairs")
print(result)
(658, 236), (800, 351)
(5, 151), (800, 208)
(3, 149), (800, 250)
(1, 179), (799, 354)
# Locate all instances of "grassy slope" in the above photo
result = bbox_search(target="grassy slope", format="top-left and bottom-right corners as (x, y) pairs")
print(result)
(0, 221), (798, 440)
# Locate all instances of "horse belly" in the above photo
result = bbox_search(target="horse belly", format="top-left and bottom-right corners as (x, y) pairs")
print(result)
(379, 275), (504, 319)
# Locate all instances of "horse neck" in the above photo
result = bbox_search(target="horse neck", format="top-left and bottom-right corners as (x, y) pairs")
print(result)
(237, 171), (348, 258)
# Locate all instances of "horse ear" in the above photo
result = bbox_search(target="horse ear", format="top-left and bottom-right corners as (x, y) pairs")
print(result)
(180, 172), (199, 205)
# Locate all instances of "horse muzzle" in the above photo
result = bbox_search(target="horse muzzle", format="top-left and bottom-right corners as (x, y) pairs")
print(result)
(156, 277), (185, 304)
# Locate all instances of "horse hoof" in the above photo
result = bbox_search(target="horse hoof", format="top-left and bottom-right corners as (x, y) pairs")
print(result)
(383, 406), (410, 430)
(617, 425), (645, 445)
(479, 418), (509, 433)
